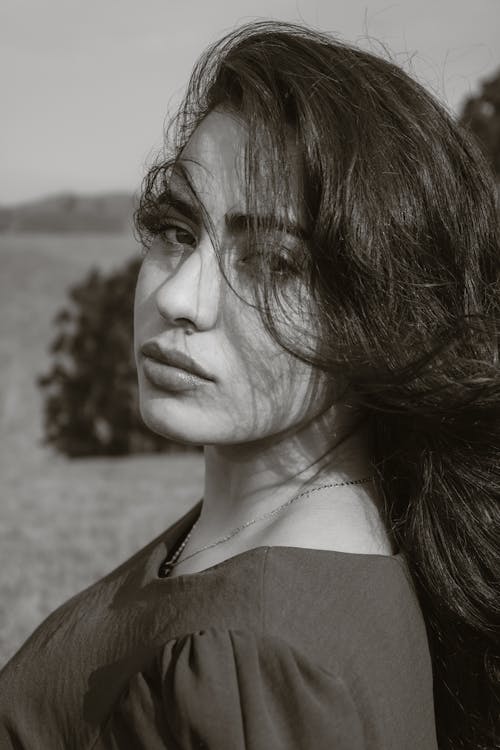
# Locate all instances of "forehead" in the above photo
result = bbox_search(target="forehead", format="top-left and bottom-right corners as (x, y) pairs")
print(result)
(174, 110), (248, 205)
(173, 109), (302, 222)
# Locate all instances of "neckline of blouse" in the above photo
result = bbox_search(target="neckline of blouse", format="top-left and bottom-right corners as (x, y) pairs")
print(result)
(156, 503), (403, 583)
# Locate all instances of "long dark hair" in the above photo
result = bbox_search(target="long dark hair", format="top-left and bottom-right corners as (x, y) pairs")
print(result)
(136, 21), (500, 749)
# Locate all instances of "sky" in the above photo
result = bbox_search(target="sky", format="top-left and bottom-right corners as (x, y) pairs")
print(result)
(1, 0), (499, 205)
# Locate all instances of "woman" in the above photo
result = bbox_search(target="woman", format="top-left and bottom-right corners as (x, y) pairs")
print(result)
(1, 20), (498, 750)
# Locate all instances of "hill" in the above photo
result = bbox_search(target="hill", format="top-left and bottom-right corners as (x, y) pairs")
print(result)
(0, 192), (136, 233)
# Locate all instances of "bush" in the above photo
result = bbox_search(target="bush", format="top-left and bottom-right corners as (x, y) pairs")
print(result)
(459, 66), (500, 183)
(37, 257), (203, 457)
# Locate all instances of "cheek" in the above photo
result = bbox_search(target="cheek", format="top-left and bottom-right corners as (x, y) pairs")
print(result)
(235, 324), (309, 408)
(234, 309), (333, 425)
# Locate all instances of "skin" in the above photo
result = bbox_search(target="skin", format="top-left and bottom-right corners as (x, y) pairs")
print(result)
(134, 109), (395, 575)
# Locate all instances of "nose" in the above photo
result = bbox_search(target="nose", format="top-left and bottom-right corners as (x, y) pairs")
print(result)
(154, 238), (222, 331)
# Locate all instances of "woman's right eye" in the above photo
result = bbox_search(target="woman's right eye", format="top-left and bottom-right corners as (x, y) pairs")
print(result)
(158, 222), (196, 248)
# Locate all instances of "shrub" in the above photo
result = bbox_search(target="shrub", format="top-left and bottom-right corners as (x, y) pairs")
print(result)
(459, 67), (500, 184)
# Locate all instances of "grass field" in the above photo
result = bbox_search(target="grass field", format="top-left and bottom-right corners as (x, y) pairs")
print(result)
(0, 233), (204, 667)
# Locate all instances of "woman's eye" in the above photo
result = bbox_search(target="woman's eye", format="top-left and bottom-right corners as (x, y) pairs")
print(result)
(273, 255), (298, 275)
(159, 223), (196, 248)
(239, 251), (300, 278)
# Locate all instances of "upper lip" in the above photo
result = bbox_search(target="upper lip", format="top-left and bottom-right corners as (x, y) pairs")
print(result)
(140, 341), (214, 380)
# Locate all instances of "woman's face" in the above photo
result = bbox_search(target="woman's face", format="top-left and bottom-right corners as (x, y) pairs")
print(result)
(134, 109), (335, 447)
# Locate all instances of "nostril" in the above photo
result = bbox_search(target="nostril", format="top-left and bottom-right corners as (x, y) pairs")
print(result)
(176, 320), (195, 335)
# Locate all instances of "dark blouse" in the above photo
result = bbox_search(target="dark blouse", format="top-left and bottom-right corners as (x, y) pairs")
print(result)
(0, 499), (438, 749)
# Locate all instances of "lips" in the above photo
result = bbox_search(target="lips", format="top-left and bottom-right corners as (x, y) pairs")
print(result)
(140, 341), (214, 381)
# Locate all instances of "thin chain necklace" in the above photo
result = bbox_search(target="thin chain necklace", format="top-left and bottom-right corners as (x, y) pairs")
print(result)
(158, 476), (375, 578)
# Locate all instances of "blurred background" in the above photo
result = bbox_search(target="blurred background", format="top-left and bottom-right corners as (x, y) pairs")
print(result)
(1, 0), (499, 667)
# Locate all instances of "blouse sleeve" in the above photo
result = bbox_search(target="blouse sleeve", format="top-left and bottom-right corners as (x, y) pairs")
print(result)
(95, 627), (365, 750)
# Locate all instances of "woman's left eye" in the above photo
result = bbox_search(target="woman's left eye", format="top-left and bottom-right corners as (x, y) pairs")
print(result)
(270, 256), (296, 276)
(239, 250), (300, 278)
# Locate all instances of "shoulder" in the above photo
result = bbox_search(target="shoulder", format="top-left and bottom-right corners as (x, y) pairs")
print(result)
(260, 547), (437, 745)
(262, 546), (429, 658)
(94, 626), (365, 750)
(94, 621), (437, 750)
(263, 545), (432, 663)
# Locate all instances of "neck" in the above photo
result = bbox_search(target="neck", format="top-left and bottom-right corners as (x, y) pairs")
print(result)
(197, 403), (378, 543)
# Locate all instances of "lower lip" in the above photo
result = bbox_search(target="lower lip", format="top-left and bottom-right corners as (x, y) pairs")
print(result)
(142, 356), (211, 391)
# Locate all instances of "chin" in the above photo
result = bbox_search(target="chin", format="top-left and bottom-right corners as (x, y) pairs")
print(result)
(138, 395), (209, 447)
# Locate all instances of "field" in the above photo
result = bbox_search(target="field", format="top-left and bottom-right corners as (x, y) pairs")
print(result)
(0, 233), (204, 667)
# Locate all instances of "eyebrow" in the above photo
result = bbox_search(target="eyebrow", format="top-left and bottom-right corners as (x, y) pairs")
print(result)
(158, 188), (199, 226)
(225, 212), (308, 242)
(160, 185), (308, 242)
